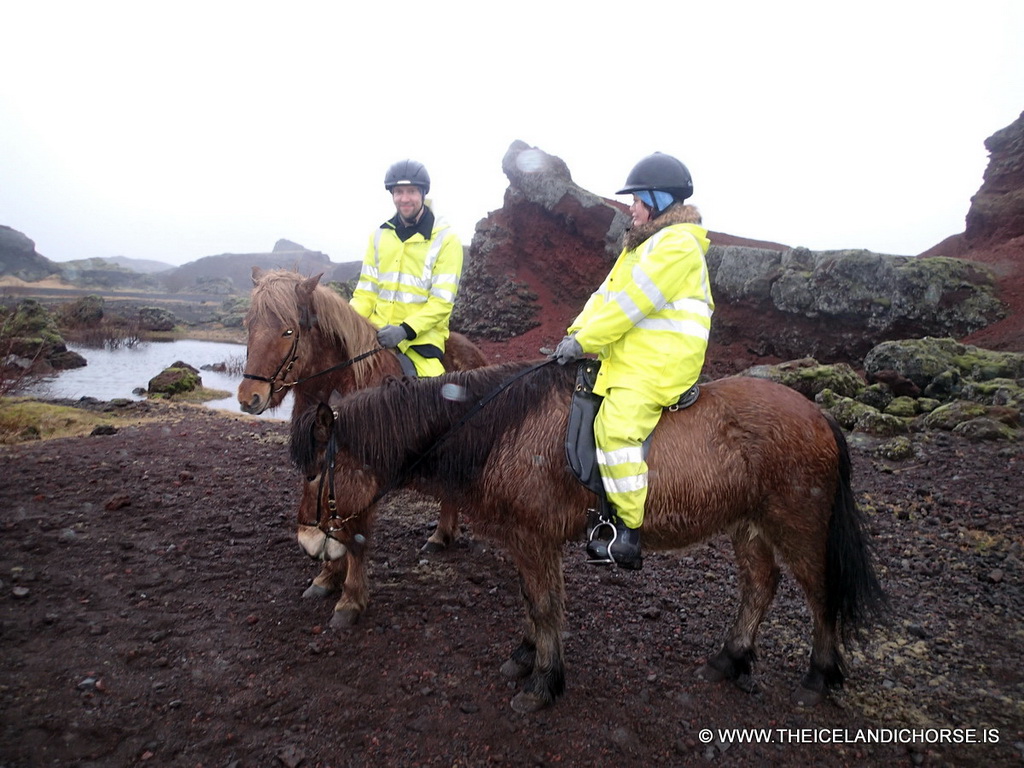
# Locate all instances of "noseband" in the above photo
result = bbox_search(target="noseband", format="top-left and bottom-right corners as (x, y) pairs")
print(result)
(242, 330), (301, 394)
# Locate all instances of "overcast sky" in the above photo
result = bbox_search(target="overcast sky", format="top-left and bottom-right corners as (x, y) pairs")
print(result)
(2, 1), (1023, 268)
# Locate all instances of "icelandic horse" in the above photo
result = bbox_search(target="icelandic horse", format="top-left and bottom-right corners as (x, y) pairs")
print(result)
(238, 267), (487, 625)
(290, 361), (886, 712)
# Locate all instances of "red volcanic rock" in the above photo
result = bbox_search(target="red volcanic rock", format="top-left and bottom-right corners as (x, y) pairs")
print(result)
(965, 110), (1024, 249)
(934, 110), (1024, 352)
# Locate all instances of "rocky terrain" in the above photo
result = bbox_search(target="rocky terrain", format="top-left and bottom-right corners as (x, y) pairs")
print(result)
(1, 111), (1022, 768)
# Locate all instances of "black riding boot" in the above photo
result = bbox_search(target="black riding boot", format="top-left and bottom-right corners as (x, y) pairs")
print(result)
(586, 517), (643, 571)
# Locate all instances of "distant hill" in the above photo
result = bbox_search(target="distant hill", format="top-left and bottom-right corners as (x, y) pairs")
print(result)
(106, 255), (176, 274)
(0, 230), (362, 296)
(0, 226), (61, 281)
(159, 240), (361, 294)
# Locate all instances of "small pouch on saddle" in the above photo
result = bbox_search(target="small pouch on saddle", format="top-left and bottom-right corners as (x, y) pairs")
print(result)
(565, 361), (606, 497)
(564, 360), (701, 496)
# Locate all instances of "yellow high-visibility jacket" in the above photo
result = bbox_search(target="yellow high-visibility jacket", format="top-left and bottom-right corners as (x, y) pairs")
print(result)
(568, 204), (713, 405)
(350, 209), (463, 356)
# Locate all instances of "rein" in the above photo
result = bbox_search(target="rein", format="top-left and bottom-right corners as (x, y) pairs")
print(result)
(242, 328), (386, 394)
(313, 358), (558, 539)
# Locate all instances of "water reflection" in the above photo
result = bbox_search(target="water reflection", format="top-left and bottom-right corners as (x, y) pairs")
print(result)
(23, 339), (291, 419)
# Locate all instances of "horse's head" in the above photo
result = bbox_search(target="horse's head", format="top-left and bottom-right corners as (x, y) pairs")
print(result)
(292, 392), (376, 562)
(238, 268), (323, 414)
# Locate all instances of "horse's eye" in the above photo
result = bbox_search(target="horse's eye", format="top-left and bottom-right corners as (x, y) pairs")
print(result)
(283, 329), (294, 337)
(306, 474), (317, 483)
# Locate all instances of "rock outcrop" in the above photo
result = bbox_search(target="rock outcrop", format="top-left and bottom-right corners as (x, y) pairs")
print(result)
(0, 227), (60, 282)
(965, 110), (1024, 249)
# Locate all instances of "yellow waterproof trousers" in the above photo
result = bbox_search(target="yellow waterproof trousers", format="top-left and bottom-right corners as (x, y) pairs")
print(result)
(593, 388), (664, 529)
(404, 348), (445, 377)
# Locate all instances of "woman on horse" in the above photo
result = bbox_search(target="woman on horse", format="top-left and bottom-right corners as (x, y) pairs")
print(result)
(351, 159), (464, 377)
(553, 152), (714, 570)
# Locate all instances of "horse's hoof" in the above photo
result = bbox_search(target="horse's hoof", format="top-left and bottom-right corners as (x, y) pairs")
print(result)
(733, 673), (760, 695)
(329, 609), (361, 629)
(302, 584), (333, 599)
(791, 686), (824, 707)
(500, 658), (532, 679)
(696, 663), (727, 683)
(419, 540), (446, 555)
(510, 691), (551, 714)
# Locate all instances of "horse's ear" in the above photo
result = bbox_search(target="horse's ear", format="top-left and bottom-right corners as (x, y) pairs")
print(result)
(295, 274), (323, 329)
(297, 273), (323, 300)
(251, 266), (265, 285)
(328, 389), (344, 411)
(314, 401), (335, 445)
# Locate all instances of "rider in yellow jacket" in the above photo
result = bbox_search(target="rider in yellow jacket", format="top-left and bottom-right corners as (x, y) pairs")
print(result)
(351, 159), (463, 377)
(554, 152), (714, 570)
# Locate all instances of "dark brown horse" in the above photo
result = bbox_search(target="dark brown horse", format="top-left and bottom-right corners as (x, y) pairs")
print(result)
(291, 361), (885, 713)
(238, 267), (487, 624)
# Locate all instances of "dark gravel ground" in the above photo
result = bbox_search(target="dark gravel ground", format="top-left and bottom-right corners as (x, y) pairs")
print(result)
(0, 399), (1021, 767)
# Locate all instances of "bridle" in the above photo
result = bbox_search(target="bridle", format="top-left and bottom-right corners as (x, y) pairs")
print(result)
(306, 358), (557, 546)
(242, 326), (385, 395)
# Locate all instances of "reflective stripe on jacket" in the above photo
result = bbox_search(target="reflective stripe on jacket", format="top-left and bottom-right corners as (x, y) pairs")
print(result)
(350, 215), (463, 354)
(568, 218), (713, 405)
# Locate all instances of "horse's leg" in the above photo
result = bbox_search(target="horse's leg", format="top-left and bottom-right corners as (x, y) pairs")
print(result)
(506, 545), (566, 713)
(327, 542), (370, 629)
(778, 534), (845, 707)
(302, 559), (345, 599)
(500, 574), (538, 679)
(698, 524), (779, 694)
(421, 499), (459, 554)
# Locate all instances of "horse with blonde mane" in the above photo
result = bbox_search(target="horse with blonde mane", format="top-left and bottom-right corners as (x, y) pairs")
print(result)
(291, 361), (885, 713)
(238, 267), (487, 625)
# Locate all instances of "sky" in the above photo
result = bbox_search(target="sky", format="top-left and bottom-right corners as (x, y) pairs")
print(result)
(2, 1), (1023, 268)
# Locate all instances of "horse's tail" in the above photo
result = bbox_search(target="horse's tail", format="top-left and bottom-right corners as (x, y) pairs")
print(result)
(824, 414), (887, 641)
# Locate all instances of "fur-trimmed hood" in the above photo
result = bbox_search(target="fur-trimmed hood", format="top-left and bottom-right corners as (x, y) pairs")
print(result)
(622, 203), (703, 251)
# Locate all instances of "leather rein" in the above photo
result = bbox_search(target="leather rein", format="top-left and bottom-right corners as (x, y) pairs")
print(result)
(242, 328), (386, 395)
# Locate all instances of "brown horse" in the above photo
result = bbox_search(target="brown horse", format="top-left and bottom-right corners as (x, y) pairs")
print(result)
(290, 361), (885, 713)
(238, 267), (487, 624)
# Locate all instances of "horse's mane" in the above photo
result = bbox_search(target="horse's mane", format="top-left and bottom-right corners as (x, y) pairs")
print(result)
(292, 360), (575, 488)
(248, 269), (392, 388)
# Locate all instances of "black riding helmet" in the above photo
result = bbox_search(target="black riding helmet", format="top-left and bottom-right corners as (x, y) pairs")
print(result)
(616, 152), (693, 203)
(384, 159), (431, 195)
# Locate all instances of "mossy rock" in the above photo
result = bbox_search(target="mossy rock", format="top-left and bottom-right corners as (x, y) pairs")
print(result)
(959, 377), (1023, 408)
(148, 361), (202, 396)
(864, 337), (1024, 390)
(875, 436), (915, 460)
(816, 390), (878, 429)
(883, 396), (919, 418)
(742, 358), (865, 399)
(952, 417), (1018, 442)
(922, 400), (992, 430)
(856, 383), (894, 410)
(853, 410), (910, 437)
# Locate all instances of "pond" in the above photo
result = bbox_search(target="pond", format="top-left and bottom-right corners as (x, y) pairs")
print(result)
(23, 339), (292, 418)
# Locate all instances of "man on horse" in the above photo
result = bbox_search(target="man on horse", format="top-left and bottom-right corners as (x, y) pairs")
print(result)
(553, 152), (714, 570)
(350, 159), (464, 377)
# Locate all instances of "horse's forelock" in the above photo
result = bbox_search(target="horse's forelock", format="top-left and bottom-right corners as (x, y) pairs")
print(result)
(249, 270), (302, 328)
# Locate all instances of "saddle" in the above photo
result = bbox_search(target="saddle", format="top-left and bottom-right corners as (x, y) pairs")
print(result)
(565, 359), (699, 512)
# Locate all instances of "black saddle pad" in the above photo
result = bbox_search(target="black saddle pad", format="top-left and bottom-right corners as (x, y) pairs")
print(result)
(564, 360), (699, 496)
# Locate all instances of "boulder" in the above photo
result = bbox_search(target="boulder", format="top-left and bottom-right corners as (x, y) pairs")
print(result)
(863, 337), (1024, 390)
(148, 361), (202, 397)
(706, 246), (1003, 361)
